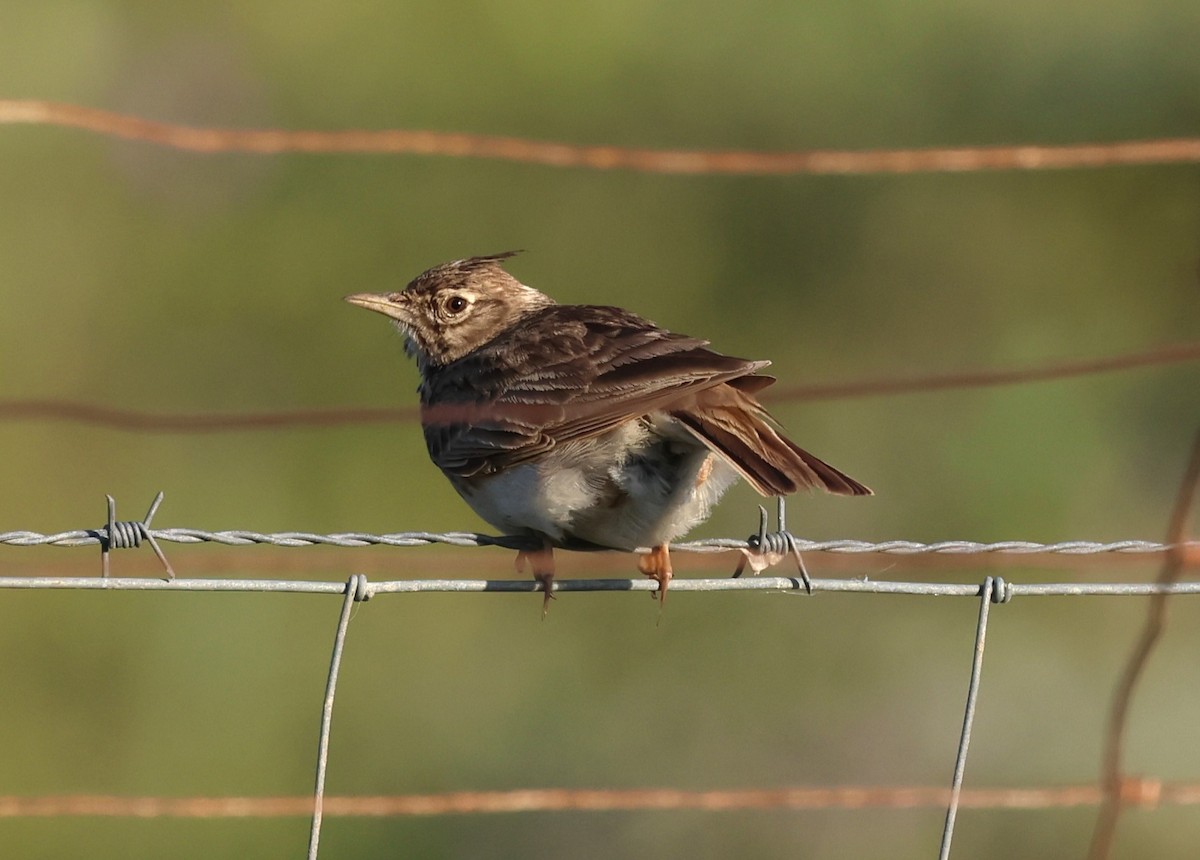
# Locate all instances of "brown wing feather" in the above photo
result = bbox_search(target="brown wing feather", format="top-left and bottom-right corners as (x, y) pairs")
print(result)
(671, 385), (873, 497)
(422, 305), (770, 476)
(422, 304), (871, 498)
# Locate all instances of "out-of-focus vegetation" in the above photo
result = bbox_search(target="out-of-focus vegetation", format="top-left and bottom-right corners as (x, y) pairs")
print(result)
(1, 3), (1198, 857)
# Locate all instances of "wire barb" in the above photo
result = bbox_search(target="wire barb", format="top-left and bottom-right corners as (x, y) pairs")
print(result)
(732, 498), (813, 593)
(96, 492), (174, 581)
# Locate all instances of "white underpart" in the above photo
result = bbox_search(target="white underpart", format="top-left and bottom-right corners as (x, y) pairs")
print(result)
(453, 413), (740, 549)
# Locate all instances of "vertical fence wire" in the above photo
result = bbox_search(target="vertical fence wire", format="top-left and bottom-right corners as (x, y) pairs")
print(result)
(307, 575), (370, 860)
(938, 576), (1003, 859)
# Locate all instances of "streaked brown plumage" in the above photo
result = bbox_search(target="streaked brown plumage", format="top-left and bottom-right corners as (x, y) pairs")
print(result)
(346, 252), (871, 614)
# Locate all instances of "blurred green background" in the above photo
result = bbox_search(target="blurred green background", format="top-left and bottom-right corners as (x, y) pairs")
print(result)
(2, 2), (1199, 858)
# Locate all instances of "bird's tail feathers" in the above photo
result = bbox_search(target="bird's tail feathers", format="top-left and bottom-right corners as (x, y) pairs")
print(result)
(673, 388), (872, 498)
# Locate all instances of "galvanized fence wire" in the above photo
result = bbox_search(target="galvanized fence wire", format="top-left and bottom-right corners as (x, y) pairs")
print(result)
(0, 526), (1185, 560)
(2, 492), (1200, 858)
(306, 576), (361, 860)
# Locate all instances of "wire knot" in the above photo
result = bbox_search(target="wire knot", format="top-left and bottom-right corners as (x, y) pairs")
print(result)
(348, 573), (372, 602)
(733, 497), (813, 594)
(989, 576), (1013, 604)
(97, 492), (175, 581)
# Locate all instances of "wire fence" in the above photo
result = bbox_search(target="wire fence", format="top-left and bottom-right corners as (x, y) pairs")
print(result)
(4, 99), (1200, 859)
(2, 441), (1198, 860)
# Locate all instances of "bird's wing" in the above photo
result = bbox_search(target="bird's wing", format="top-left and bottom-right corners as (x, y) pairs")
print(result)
(670, 385), (874, 497)
(421, 305), (770, 477)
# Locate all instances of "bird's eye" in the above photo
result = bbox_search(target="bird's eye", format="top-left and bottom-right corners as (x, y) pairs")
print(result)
(446, 295), (469, 314)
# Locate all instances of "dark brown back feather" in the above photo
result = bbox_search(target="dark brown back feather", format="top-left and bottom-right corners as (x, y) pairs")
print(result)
(420, 303), (871, 497)
(421, 304), (764, 475)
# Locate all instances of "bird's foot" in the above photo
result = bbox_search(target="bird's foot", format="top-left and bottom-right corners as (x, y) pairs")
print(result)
(733, 497), (812, 594)
(516, 544), (556, 618)
(637, 544), (673, 610)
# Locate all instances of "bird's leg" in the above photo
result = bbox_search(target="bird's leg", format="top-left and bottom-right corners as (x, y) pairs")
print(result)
(515, 542), (556, 618)
(637, 544), (673, 607)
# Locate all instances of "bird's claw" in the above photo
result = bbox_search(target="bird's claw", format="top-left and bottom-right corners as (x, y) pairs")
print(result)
(536, 574), (556, 619)
(637, 545), (673, 613)
(517, 545), (557, 618)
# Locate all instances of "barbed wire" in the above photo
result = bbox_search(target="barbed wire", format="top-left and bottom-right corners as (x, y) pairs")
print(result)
(2, 340), (1197, 434)
(2, 527), (1188, 556)
(4, 100), (1200, 175)
(1, 492), (1196, 601)
(2, 466), (1198, 860)
(0, 546), (1178, 580)
(1, 490), (1192, 563)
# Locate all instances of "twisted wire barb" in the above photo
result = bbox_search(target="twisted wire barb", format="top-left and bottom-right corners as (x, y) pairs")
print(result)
(98, 492), (174, 579)
(734, 500), (812, 591)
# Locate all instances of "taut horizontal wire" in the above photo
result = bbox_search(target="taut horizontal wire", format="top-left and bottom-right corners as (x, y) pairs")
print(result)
(2, 574), (1199, 598)
(0, 528), (1191, 556)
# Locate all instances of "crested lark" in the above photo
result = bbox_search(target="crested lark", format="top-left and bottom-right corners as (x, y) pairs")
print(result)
(346, 253), (870, 614)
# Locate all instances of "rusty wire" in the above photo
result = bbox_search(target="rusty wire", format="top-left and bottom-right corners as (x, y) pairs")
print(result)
(4, 96), (1200, 856)
(1088, 429), (1200, 860)
(1, 341), (1197, 434)
(3, 779), (1198, 819)
(4, 100), (1200, 175)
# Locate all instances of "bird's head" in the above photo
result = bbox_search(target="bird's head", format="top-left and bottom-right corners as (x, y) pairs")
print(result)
(345, 252), (554, 369)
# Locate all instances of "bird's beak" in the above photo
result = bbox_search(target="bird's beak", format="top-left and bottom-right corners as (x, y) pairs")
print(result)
(344, 292), (410, 322)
